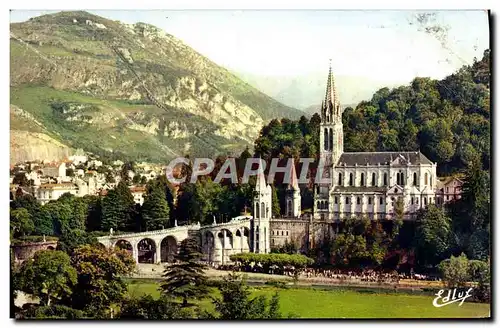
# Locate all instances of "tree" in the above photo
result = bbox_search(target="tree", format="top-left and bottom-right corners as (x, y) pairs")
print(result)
(18, 304), (86, 319)
(43, 200), (75, 236)
(70, 245), (135, 318)
(414, 205), (452, 268)
(13, 172), (29, 186)
(468, 259), (490, 302)
(119, 295), (190, 319)
(17, 250), (77, 306)
(175, 183), (204, 224)
(101, 189), (122, 231)
(10, 208), (34, 238)
(438, 253), (470, 288)
(57, 229), (98, 255)
(84, 195), (102, 232)
(208, 273), (285, 319)
(101, 182), (137, 232)
(160, 238), (208, 307)
(57, 194), (87, 231)
(141, 184), (170, 230)
(271, 185), (281, 217)
(11, 195), (49, 235)
(105, 172), (115, 184)
(115, 180), (137, 231)
(132, 174), (141, 184)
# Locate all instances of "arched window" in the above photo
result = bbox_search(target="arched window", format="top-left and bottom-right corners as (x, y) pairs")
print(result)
(413, 172), (417, 186)
(430, 176), (433, 187)
(425, 173), (428, 186)
(396, 173), (400, 185)
(338, 173), (342, 185)
(401, 172), (405, 186)
(411, 197), (414, 205)
(424, 197), (427, 205)
(255, 203), (260, 218)
(287, 200), (292, 216)
(261, 202), (266, 218)
(360, 173), (365, 186)
(329, 128), (334, 151)
(372, 173), (376, 186)
(349, 173), (354, 186)
(383, 173), (388, 186)
(324, 128), (328, 151)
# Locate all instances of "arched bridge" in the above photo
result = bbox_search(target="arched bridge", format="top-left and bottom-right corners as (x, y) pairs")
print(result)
(97, 216), (255, 264)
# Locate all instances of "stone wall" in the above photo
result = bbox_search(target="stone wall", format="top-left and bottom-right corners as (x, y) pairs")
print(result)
(11, 241), (58, 263)
(269, 218), (339, 253)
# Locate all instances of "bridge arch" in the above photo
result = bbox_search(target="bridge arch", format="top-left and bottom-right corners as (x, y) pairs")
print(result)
(217, 229), (233, 249)
(137, 238), (156, 264)
(160, 235), (178, 263)
(202, 230), (215, 263)
(217, 228), (233, 265)
(114, 239), (133, 254)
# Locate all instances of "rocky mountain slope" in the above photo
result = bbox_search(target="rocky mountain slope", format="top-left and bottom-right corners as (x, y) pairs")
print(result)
(10, 11), (303, 163)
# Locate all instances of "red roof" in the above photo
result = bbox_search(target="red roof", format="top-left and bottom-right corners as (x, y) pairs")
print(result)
(129, 186), (146, 193)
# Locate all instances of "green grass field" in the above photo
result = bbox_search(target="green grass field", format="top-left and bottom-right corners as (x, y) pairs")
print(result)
(126, 280), (490, 319)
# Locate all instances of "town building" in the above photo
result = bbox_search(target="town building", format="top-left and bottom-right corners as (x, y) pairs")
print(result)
(130, 185), (147, 205)
(436, 176), (464, 206)
(41, 162), (66, 179)
(36, 183), (78, 205)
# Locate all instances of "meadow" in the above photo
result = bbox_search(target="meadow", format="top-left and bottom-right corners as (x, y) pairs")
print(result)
(126, 279), (490, 319)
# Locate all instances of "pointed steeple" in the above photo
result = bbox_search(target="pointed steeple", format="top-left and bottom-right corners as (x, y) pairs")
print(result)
(288, 162), (299, 191)
(324, 59), (340, 111)
(255, 157), (266, 191)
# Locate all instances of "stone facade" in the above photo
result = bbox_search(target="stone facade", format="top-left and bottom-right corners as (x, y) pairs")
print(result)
(313, 63), (438, 221)
(11, 240), (58, 263)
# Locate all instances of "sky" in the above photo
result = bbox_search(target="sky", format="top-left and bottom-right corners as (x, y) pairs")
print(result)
(10, 10), (490, 105)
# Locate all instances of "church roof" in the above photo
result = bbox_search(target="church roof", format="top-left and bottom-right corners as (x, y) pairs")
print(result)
(337, 152), (433, 166)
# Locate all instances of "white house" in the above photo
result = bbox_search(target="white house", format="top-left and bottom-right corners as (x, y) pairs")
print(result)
(36, 183), (78, 205)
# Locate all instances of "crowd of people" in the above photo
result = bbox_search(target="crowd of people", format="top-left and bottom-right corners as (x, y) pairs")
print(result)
(210, 263), (441, 285)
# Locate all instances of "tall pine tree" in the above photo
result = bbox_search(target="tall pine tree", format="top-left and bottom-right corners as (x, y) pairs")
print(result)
(141, 185), (170, 231)
(160, 238), (208, 307)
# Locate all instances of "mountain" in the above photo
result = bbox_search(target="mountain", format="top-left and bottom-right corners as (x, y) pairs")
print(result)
(237, 72), (403, 110)
(10, 11), (304, 164)
(302, 104), (357, 117)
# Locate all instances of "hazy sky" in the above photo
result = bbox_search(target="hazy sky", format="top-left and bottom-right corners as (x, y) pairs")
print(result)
(10, 10), (490, 103)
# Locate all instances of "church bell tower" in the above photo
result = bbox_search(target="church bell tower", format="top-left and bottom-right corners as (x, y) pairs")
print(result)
(253, 163), (271, 254)
(319, 60), (344, 168)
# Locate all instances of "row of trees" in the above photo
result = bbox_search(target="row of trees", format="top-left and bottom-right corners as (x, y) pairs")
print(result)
(438, 253), (490, 302)
(342, 50), (490, 176)
(13, 237), (291, 319)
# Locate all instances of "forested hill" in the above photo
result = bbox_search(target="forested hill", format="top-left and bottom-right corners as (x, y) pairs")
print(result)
(342, 49), (490, 175)
(254, 49), (490, 176)
(10, 11), (303, 164)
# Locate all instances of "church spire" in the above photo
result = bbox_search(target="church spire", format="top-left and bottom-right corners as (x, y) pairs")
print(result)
(288, 162), (299, 191)
(255, 157), (267, 191)
(324, 59), (340, 109)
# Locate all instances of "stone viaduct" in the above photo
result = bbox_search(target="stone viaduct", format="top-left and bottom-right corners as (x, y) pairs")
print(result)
(97, 216), (253, 265)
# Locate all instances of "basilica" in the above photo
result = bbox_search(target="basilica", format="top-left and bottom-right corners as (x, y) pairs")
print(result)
(258, 64), (440, 227)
